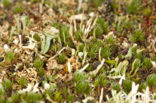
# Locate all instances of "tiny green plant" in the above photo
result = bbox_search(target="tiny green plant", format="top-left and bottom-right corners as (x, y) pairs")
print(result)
(138, 82), (147, 92)
(11, 93), (20, 103)
(143, 58), (152, 70)
(24, 93), (42, 103)
(2, 79), (12, 92)
(146, 74), (156, 87)
(94, 73), (108, 87)
(111, 82), (121, 93)
(13, 5), (23, 14)
(33, 34), (40, 41)
(73, 72), (86, 83)
(2, 0), (11, 7)
(17, 77), (27, 88)
(130, 29), (144, 43)
(75, 81), (91, 95)
(57, 54), (66, 64)
(122, 79), (132, 94)
(67, 94), (74, 102)
(95, 18), (109, 38)
(34, 58), (44, 69)
(93, 0), (105, 8)
(127, 0), (142, 14)
(101, 45), (111, 59)
(5, 52), (15, 63)
(105, 36), (116, 45)
(54, 91), (63, 102)
(143, 7), (151, 17)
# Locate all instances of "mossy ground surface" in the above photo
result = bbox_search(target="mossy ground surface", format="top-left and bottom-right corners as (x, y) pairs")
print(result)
(0, 0), (156, 102)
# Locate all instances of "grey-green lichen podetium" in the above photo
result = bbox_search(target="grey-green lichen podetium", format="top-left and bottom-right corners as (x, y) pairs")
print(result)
(41, 27), (59, 54)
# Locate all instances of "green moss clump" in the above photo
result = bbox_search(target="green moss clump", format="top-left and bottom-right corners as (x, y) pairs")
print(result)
(24, 93), (42, 103)
(130, 29), (144, 43)
(13, 5), (23, 14)
(143, 58), (152, 70)
(146, 74), (156, 87)
(34, 58), (44, 76)
(86, 65), (94, 72)
(93, 0), (105, 8)
(66, 94), (74, 102)
(87, 38), (103, 59)
(127, 0), (142, 14)
(94, 73), (108, 87)
(138, 82), (147, 92)
(75, 81), (91, 94)
(112, 82), (121, 92)
(74, 30), (82, 41)
(54, 91), (63, 102)
(2, 79), (12, 92)
(105, 36), (116, 45)
(101, 45), (111, 58)
(57, 54), (66, 64)
(17, 77), (27, 88)
(33, 34), (40, 41)
(143, 8), (151, 17)
(34, 58), (44, 69)
(2, 0), (11, 7)
(73, 72), (91, 95)
(95, 18), (109, 38)
(11, 93), (20, 103)
(122, 79), (132, 94)
(73, 72), (86, 83)
(5, 52), (15, 63)
(78, 43), (85, 52)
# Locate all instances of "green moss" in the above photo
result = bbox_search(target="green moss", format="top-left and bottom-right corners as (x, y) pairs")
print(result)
(130, 29), (144, 43)
(122, 79), (132, 94)
(86, 65), (94, 72)
(0, 89), (5, 103)
(75, 81), (91, 95)
(74, 30), (82, 41)
(112, 82), (121, 92)
(123, 21), (133, 30)
(54, 91), (63, 102)
(101, 45), (111, 58)
(2, 79), (12, 92)
(143, 8), (151, 17)
(2, 0), (11, 7)
(78, 43), (85, 52)
(5, 52), (15, 63)
(25, 93), (42, 103)
(57, 54), (66, 64)
(33, 34), (40, 41)
(34, 58), (44, 69)
(87, 38), (103, 59)
(11, 93), (20, 103)
(73, 72), (86, 83)
(143, 58), (152, 70)
(105, 36), (116, 45)
(93, 0), (105, 8)
(94, 73), (107, 87)
(146, 74), (156, 87)
(138, 82), (147, 92)
(66, 94), (74, 102)
(17, 77), (27, 88)
(94, 25), (104, 38)
(37, 68), (44, 76)
(127, 0), (142, 14)
(95, 18), (109, 38)
(13, 5), (23, 14)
